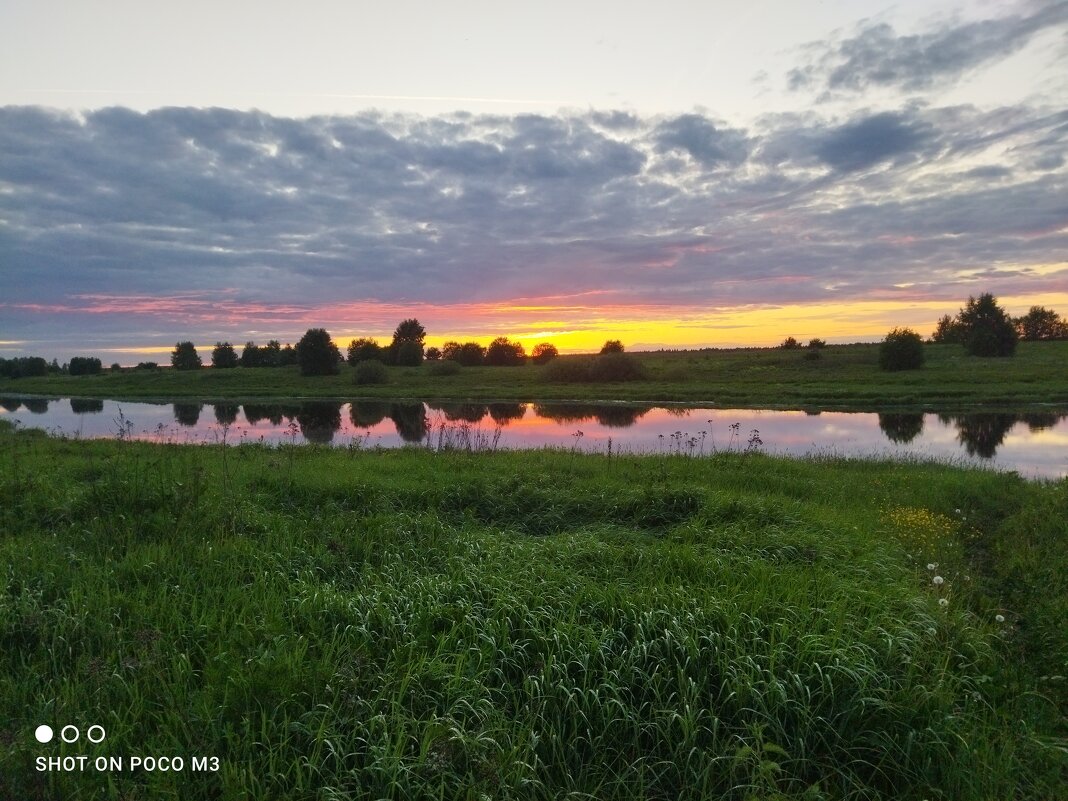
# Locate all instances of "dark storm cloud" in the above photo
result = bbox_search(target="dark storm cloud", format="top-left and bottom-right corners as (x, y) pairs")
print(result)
(789, 2), (1068, 94)
(0, 100), (1065, 354)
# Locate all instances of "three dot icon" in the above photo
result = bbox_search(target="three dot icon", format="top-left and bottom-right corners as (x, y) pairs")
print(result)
(34, 724), (105, 743)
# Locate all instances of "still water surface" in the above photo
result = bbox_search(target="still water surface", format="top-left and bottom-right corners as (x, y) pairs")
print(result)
(2, 396), (1066, 479)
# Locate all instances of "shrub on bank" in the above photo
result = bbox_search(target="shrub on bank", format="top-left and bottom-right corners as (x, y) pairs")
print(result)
(353, 360), (389, 385)
(880, 328), (925, 371)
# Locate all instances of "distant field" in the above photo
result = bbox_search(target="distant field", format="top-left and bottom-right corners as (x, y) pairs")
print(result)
(3, 341), (1068, 409)
(1, 421), (1065, 799)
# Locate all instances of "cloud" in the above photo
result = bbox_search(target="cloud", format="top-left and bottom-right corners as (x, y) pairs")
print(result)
(789, 2), (1068, 94)
(0, 102), (1065, 355)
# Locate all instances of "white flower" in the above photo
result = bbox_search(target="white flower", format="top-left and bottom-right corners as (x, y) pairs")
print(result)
(995, 614), (1005, 623)
(955, 508), (961, 514)
(932, 575), (944, 585)
(939, 598), (949, 607)
(927, 563), (937, 571)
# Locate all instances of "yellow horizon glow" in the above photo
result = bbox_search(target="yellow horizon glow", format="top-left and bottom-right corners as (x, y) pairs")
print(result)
(96, 291), (1068, 358)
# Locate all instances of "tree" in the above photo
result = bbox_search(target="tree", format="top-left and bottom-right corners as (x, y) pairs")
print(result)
(600, 340), (625, 354)
(879, 328), (925, 371)
(261, 340), (283, 367)
(425, 346), (441, 361)
(958, 293), (1017, 357)
(295, 328), (342, 376)
(931, 314), (964, 344)
(531, 342), (559, 364)
(211, 342), (239, 369)
(394, 341), (424, 366)
(171, 341), (202, 371)
(392, 318), (427, 345)
(780, 337), (800, 350)
(485, 336), (526, 366)
(240, 341), (262, 368)
(442, 341), (486, 366)
(1015, 306), (1066, 341)
(807, 338), (827, 349)
(347, 338), (384, 365)
(68, 356), (103, 376)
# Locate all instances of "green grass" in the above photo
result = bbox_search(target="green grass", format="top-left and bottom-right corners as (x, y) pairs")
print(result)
(4, 341), (1068, 409)
(1, 421), (1065, 799)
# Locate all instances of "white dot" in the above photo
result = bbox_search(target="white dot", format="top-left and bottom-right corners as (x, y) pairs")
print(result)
(35, 725), (53, 743)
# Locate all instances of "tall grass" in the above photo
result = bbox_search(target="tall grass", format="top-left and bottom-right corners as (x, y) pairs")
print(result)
(0, 420), (1064, 799)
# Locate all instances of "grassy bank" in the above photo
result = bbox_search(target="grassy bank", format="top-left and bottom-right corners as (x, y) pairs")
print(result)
(1, 422), (1065, 799)
(3, 341), (1068, 409)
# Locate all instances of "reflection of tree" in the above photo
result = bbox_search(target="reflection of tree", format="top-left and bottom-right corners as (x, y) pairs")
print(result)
(1020, 412), (1065, 432)
(390, 403), (428, 443)
(437, 403), (487, 423)
(297, 402), (342, 445)
(173, 403), (203, 427)
(532, 403), (649, 429)
(214, 403), (239, 426)
(23, 398), (49, 414)
(243, 404), (278, 425)
(953, 413), (1017, 459)
(70, 398), (105, 414)
(0, 397), (20, 413)
(488, 403), (525, 425)
(532, 404), (596, 424)
(595, 406), (651, 428)
(878, 413), (924, 444)
(350, 401), (389, 429)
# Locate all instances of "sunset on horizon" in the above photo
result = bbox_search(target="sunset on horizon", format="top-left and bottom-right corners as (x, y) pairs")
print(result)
(2, 1), (1065, 362)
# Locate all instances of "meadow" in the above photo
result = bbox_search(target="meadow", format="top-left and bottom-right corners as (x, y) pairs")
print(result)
(3, 341), (1068, 409)
(1, 420), (1065, 799)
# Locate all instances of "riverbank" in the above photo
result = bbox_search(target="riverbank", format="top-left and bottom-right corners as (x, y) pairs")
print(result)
(1, 421), (1065, 799)
(3, 341), (1068, 410)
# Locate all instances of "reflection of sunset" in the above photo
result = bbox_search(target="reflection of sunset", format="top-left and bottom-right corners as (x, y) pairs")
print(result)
(6, 398), (1063, 478)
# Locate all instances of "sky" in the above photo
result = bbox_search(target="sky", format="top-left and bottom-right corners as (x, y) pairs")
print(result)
(1, 0), (1067, 361)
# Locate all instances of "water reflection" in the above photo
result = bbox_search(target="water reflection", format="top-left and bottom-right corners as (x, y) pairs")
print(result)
(878, 413), (924, 444)
(70, 398), (105, 414)
(173, 403), (203, 427)
(2, 398), (1065, 477)
(297, 402), (342, 444)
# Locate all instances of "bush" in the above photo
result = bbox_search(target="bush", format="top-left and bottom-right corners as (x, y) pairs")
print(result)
(135, 361), (158, 371)
(296, 328), (342, 376)
(588, 352), (648, 382)
(600, 339), (625, 354)
(425, 346), (441, 361)
(110, 362), (122, 372)
(780, 337), (800, 350)
(542, 353), (647, 383)
(353, 360), (389, 385)
(542, 357), (594, 384)
(807, 338), (826, 349)
(442, 341), (486, 366)
(427, 359), (462, 377)
(485, 337), (526, 366)
(531, 342), (559, 364)
(879, 328), (925, 371)
(347, 338), (384, 365)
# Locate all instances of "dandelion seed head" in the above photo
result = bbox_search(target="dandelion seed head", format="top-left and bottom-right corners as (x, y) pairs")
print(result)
(933, 575), (944, 585)
(995, 614), (1005, 623)
(938, 598), (949, 607)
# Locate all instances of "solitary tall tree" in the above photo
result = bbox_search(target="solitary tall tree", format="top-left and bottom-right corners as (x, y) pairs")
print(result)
(295, 328), (342, 376)
(171, 341), (202, 370)
(958, 293), (1017, 357)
